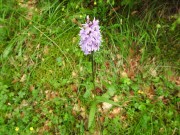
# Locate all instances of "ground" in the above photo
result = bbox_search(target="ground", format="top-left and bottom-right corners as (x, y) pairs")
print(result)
(0, 0), (179, 134)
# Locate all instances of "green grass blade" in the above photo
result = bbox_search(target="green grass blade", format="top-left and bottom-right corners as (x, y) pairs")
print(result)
(2, 44), (13, 58)
(96, 96), (120, 106)
(88, 101), (97, 129)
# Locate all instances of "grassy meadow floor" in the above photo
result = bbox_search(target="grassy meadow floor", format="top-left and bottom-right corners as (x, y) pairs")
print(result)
(0, 1), (180, 134)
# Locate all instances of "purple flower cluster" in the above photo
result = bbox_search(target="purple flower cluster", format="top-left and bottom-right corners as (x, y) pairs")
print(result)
(79, 16), (102, 55)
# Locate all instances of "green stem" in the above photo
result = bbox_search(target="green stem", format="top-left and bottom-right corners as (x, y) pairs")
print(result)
(92, 51), (95, 89)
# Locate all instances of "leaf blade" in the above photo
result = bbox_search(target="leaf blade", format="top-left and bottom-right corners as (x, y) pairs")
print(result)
(88, 101), (97, 129)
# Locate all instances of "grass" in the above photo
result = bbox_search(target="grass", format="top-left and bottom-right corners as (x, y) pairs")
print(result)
(0, 0), (179, 134)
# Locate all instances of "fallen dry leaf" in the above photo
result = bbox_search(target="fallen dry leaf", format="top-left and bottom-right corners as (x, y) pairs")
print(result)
(122, 101), (130, 107)
(150, 67), (157, 77)
(120, 114), (128, 121)
(120, 71), (128, 78)
(23, 55), (29, 61)
(175, 77), (180, 86)
(38, 120), (51, 134)
(94, 87), (103, 95)
(131, 11), (139, 15)
(108, 107), (122, 118)
(99, 116), (105, 123)
(143, 85), (155, 100)
(20, 100), (28, 107)
(72, 110), (77, 116)
(170, 76), (180, 86)
(20, 74), (26, 82)
(45, 90), (59, 100)
(80, 111), (86, 119)
(113, 95), (119, 102)
(105, 61), (110, 69)
(11, 79), (19, 84)
(116, 54), (122, 60)
(43, 46), (49, 55)
(72, 71), (77, 78)
(93, 130), (101, 135)
(29, 85), (35, 92)
(130, 90), (134, 96)
(102, 102), (112, 112)
(73, 104), (80, 113)
(97, 105), (103, 113)
(71, 84), (78, 92)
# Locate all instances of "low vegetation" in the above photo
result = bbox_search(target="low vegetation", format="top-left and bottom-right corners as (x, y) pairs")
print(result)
(0, 0), (179, 134)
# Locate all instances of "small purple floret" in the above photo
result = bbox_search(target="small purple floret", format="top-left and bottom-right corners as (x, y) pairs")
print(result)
(79, 16), (102, 55)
